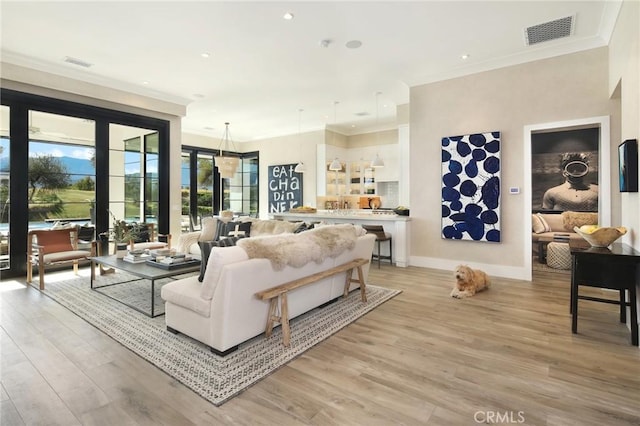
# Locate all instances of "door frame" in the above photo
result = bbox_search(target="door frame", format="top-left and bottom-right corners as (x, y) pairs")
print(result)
(523, 116), (611, 280)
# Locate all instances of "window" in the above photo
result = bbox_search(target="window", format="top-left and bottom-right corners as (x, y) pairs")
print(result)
(182, 147), (258, 227)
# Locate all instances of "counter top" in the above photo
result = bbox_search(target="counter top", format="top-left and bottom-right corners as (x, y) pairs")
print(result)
(272, 211), (411, 222)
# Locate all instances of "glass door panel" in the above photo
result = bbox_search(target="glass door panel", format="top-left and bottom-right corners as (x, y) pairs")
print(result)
(27, 111), (95, 227)
(0, 105), (9, 270)
(196, 153), (214, 221)
(109, 124), (158, 225)
(180, 153), (191, 231)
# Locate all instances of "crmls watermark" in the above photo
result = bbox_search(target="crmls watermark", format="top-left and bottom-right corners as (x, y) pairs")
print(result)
(474, 411), (526, 424)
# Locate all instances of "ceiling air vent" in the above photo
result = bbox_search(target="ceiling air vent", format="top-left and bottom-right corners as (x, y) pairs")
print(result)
(524, 15), (574, 46)
(63, 56), (93, 68)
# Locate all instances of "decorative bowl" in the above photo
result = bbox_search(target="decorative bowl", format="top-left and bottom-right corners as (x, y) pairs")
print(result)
(573, 226), (627, 247)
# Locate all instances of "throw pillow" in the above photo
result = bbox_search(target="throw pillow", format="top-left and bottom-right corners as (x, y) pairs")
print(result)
(535, 213), (551, 233)
(198, 240), (217, 282)
(216, 235), (243, 247)
(219, 210), (234, 223)
(561, 211), (598, 231)
(294, 222), (308, 233)
(199, 217), (219, 242)
(221, 221), (251, 238)
(532, 214), (545, 234)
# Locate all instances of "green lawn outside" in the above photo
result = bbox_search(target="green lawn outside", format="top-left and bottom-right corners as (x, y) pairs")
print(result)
(49, 188), (93, 220)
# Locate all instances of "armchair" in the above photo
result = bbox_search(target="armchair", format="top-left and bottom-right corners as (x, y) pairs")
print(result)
(26, 226), (95, 290)
(128, 222), (171, 251)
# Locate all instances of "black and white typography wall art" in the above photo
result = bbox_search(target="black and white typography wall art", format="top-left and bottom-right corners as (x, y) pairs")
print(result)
(268, 163), (303, 213)
(441, 131), (501, 242)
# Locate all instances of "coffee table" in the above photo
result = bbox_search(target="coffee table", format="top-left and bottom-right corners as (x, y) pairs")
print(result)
(90, 255), (200, 317)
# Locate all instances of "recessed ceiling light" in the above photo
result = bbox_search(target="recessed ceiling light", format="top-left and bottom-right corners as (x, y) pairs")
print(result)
(345, 40), (362, 49)
(142, 81), (149, 85)
(201, 53), (210, 58)
(283, 12), (294, 20)
(461, 53), (470, 60)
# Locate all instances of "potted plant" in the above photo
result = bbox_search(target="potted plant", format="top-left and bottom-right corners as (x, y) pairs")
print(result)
(108, 211), (136, 258)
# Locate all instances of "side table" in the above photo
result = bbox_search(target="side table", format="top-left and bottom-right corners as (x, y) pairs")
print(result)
(570, 242), (639, 346)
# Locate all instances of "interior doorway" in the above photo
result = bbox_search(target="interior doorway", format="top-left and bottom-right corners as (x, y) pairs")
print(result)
(523, 116), (611, 281)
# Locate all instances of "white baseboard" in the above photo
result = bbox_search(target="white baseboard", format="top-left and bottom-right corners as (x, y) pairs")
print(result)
(409, 256), (532, 281)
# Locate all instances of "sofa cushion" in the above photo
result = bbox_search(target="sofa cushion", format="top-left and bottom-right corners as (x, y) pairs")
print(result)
(161, 277), (211, 317)
(199, 245), (249, 300)
(199, 216), (219, 242)
(249, 219), (302, 237)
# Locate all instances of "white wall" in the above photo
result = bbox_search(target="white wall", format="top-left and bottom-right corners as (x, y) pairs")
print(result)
(609, 0), (640, 250)
(241, 130), (325, 218)
(409, 47), (615, 280)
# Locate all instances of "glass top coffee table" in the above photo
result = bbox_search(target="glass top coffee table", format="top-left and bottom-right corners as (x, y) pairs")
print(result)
(90, 255), (200, 317)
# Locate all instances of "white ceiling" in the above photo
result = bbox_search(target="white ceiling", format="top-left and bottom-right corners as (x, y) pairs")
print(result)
(0, 1), (621, 142)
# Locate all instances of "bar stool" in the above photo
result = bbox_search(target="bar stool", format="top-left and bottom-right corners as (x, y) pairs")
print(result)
(361, 225), (392, 268)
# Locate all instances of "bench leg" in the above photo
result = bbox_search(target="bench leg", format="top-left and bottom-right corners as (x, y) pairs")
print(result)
(343, 266), (367, 303)
(343, 268), (354, 297)
(357, 266), (367, 302)
(265, 298), (278, 337)
(281, 293), (290, 347)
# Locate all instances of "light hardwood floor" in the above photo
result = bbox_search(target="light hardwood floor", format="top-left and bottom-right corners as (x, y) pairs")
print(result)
(1, 265), (639, 425)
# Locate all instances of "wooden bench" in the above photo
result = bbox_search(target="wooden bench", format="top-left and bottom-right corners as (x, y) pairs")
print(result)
(255, 258), (369, 347)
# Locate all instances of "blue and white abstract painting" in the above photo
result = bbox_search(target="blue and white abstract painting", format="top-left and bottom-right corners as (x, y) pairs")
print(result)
(441, 131), (501, 242)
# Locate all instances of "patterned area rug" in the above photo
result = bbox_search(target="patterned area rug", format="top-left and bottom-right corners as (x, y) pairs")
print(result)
(91, 272), (194, 316)
(43, 272), (400, 405)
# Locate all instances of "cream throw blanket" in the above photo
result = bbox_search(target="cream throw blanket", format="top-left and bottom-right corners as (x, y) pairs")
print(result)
(236, 224), (362, 270)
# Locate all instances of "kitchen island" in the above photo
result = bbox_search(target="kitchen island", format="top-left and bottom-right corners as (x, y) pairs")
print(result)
(271, 211), (411, 267)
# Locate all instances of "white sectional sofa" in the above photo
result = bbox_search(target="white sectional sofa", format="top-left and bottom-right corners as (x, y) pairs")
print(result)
(161, 224), (376, 355)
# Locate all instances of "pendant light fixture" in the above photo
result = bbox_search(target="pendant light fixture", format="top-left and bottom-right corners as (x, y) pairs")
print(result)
(328, 101), (343, 171)
(214, 122), (239, 179)
(294, 108), (306, 173)
(370, 91), (385, 168)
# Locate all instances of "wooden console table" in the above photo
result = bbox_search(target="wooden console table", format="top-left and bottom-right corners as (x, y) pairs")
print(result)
(570, 242), (639, 346)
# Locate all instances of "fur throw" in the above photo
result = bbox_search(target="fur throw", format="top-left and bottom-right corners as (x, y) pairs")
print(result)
(561, 211), (598, 231)
(236, 224), (362, 270)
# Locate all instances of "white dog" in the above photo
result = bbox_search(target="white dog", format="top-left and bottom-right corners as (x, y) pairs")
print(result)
(450, 264), (490, 298)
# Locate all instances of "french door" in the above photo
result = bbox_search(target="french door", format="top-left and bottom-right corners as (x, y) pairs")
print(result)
(0, 89), (169, 278)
